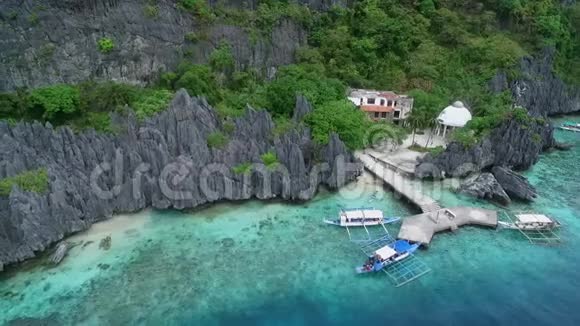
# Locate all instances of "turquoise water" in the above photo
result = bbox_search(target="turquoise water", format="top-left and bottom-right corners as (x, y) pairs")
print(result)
(1, 117), (579, 325)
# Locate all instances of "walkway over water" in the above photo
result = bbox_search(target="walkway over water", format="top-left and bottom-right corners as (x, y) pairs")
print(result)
(364, 149), (421, 177)
(356, 153), (441, 213)
(397, 207), (498, 245)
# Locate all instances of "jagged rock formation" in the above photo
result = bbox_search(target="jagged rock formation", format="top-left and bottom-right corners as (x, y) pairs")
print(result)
(495, 48), (580, 154)
(417, 48), (580, 181)
(490, 48), (580, 117)
(0, 90), (361, 270)
(416, 118), (555, 178)
(0, 0), (313, 91)
(415, 52), (578, 204)
(459, 173), (511, 206)
(292, 95), (312, 122)
(491, 166), (537, 202)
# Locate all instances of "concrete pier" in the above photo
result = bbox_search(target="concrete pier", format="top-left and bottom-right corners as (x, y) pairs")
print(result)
(397, 207), (498, 245)
(356, 153), (441, 213)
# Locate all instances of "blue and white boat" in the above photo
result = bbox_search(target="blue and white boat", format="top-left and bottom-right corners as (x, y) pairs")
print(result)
(355, 240), (419, 274)
(323, 208), (400, 227)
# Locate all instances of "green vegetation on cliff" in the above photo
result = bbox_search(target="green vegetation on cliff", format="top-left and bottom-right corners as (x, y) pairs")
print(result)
(1, 0), (579, 149)
(260, 152), (280, 169)
(206, 131), (229, 149)
(0, 82), (173, 132)
(0, 169), (49, 196)
(97, 37), (114, 53)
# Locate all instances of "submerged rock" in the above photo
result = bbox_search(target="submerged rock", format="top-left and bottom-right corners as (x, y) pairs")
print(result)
(99, 236), (112, 251)
(555, 142), (573, 151)
(220, 238), (235, 248)
(459, 173), (511, 205)
(48, 242), (70, 265)
(0, 92), (359, 269)
(5, 313), (61, 326)
(492, 167), (537, 202)
(97, 263), (111, 270)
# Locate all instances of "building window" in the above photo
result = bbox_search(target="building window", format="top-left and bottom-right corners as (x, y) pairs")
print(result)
(368, 98), (376, 105)
(380, 99), (385, 106)
(394, 101), (398, 107)
(394, 111), (400, 119)
(374, 112), (379, 118)
(381, 112), (387, 118)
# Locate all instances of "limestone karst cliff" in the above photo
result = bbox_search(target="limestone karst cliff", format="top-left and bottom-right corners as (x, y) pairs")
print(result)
(416, 50), (579, 179)
(0, 91), (361, 270)
(0, 0), (337, 90)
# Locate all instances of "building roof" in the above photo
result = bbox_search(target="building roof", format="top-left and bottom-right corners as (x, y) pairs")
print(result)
(361, 105), (395, 113)
(341, 209), (384, 219)
(349, 89), (408, 99)
(375, 245), (397, 260)
(437, 101), (472, 127)
(378, 91), (398, 99)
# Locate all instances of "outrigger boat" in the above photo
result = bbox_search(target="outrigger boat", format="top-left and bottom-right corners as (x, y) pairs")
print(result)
(323, 208), (400, 227)
(498, 213), (561, 230)
(356, 239), (419, 274)
(558, 121), (580, 133)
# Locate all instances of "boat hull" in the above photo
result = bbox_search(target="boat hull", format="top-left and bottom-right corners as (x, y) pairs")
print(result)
(323, 217), (400, 227)
(559, 126), (580, 132)
(498, 220), (561, 230)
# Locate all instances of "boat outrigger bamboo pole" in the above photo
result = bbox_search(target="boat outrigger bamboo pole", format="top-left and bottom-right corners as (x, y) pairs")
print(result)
(346, 225), (352, 240)
(380, 220), (389, 234)
(361, 210), (371, 240)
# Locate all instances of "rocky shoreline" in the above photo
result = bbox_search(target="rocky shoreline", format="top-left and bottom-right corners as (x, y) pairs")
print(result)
(416, 50), (579, 204)
(0, 90), (361, 271)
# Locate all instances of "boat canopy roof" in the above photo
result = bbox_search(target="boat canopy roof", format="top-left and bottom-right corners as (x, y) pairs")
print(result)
(392, 240), (413, 253)
(374, 245), (397, 260)
(516, 214), (552, 224)
(341, 209), (383, 219)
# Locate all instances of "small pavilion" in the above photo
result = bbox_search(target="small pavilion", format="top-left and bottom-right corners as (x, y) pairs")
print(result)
(435, 101), (472, 137)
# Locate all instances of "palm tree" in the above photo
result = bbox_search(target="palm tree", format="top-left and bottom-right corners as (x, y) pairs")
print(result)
(408, 116), (418, 146)
(408, 109), (428, 147)
(418, 106), (438, 148)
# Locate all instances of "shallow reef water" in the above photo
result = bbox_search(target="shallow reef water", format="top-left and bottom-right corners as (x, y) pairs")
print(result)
(1, 117), (579, 326)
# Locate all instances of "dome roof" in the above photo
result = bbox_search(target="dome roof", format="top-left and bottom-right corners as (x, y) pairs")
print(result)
(437, 101), (472, 127)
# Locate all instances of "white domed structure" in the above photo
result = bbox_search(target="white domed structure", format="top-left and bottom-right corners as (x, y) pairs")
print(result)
(436, 101), (472, 137)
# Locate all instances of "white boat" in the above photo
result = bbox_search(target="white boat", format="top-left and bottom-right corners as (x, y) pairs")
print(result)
(323, 208), (400, 227)
(558, 122), (580, 132)
(498, 213), (561, 230)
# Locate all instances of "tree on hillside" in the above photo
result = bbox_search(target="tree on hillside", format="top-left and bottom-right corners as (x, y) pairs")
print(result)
(29, 85), (80, 122)
(174, 64), (222, 104)
(265, 65), (345, 117)
(408, 89), (445, 147)
(210, 41), (235, 87)
(305, 100), (369, 150)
